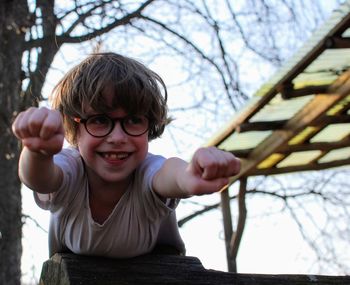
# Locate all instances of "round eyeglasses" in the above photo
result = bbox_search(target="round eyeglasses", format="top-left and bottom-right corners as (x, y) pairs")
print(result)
(74, 114), (149, 137)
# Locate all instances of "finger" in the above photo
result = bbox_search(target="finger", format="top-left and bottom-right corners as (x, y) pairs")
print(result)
(198, 147), (230, 180)
(13, 107), (41, 139)
(23, 134), (64, 156)
(27, 107), (50, 137)
(224, 153), (241, 177)
(39, 110), (63, 140)
(190, 177), (229, 196)
(203, 150), (241, 179)
(12, 112), (26, 139)
(201, 150), (220, 180)
(215, 149), (236, 178)
(14, 112), (34, 139)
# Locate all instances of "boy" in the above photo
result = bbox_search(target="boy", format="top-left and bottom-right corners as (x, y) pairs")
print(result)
(12, 52), (240, 258)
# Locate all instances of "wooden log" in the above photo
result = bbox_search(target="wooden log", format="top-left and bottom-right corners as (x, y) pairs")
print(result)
(39, 253), (350, 285)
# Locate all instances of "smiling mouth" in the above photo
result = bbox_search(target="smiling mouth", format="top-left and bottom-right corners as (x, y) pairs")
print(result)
(100, 152), (130, 160)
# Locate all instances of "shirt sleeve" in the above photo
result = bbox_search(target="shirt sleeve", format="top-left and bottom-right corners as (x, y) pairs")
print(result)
(139, 154), (185, 254)
(135, 153), (180, 221)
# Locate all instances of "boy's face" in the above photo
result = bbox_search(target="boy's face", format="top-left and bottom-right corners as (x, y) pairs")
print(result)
(76, 105), (149, 188)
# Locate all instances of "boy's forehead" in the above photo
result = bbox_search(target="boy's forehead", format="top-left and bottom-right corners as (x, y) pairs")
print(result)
(81, 86), (116, 113)
(83, 105), (127, 116)
(80, 82), (149, 116)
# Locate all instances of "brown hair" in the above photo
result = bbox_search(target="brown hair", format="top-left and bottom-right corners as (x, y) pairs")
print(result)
(51, 52), (169, 145)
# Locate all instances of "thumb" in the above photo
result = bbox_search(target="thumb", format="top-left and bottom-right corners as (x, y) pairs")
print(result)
(190, 177), (230, 196)
(187, 159), (204, 178)
(23, 135), (64, 156)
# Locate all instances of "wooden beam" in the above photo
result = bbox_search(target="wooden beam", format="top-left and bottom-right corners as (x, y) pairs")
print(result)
(40, 253), (350, 284)
(325, 36), (350, 48)
(233, 114), (350, 136)
(237, 120), (286, 132)
(281, 84), (329, 99)
(230, 137), (350, 158)
(248, 158), (350, 176)
(278, 138), (350, 153)
(313, 114), (350, 125)
(230, 149), (251, 158)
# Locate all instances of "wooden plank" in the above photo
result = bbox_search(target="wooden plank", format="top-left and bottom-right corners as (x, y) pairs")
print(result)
(278, 139), (350, 153)
(237, 120), (286, 132)
(313, 114), (350, 125)
(234, 113), (350, 134)
(326, 36), (350, 48)
(39, 253), (350, 285)
(281, 84), (329, 99)
(249, 157), (350, 176)
(230, 134), (350, 160)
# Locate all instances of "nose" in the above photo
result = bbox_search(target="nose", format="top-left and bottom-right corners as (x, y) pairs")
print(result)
(106, 121), (127, 143)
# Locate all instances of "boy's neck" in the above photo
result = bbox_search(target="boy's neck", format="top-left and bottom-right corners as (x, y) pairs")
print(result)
(90, 175), (130, 200)
(88, 176), (131, 224)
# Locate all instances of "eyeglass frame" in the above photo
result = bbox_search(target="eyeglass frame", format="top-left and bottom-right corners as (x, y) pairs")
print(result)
(73, 114), (150, 138)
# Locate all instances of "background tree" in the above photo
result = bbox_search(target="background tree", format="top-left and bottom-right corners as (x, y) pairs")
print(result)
(0, 0), (344, 284)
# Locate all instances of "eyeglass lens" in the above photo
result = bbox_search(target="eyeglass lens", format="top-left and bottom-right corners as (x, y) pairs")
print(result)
(85, 114), (149, 137)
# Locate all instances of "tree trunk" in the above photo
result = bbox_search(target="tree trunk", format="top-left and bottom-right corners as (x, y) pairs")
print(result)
(0, 1), (28, 284)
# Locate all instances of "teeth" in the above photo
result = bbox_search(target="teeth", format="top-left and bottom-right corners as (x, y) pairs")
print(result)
(104, 153), (129, 159)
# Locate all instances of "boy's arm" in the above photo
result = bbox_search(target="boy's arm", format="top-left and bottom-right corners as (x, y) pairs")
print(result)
(12, 107), (65, 194)
(152, 147), (241, 198)
(18, 148), (63, 194)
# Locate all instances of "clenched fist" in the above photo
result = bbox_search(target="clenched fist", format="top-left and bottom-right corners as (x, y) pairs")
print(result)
(173, 146), (241, 196)
(12, 107), (64, 156)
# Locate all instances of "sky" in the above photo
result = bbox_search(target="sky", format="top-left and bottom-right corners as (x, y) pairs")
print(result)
(19, 1), (348, 284)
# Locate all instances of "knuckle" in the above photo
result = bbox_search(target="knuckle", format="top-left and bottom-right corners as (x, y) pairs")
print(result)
(195, 147), (205, 156)
(43, 120), (57, 130)
(41, 122), (57, 136)
(15, 123), (29, 137)
(28, 117), (42, 129)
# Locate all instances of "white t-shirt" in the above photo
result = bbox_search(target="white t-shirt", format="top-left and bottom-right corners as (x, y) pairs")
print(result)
(34, 147), (185, 258)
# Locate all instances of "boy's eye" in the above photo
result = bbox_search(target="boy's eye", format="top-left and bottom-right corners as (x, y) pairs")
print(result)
(126, 116), (144, 125)
(88, 115), (110, 125)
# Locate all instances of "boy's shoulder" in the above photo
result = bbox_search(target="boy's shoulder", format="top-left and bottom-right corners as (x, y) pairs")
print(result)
(58, 146), (80, 158)
(53, 146), (83, 171)
(136, 152), (166, 177)
(143, 152), (166, 166)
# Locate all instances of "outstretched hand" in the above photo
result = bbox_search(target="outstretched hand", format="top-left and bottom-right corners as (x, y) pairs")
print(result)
(12, 107), (64, 156)
(182, 146), (241, 196)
